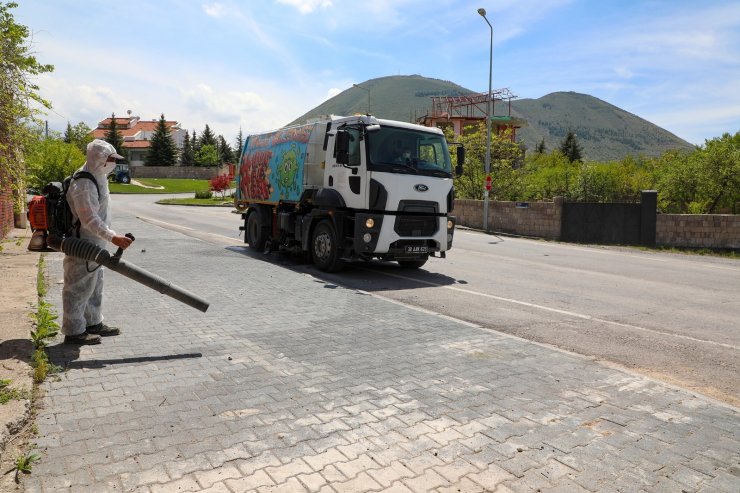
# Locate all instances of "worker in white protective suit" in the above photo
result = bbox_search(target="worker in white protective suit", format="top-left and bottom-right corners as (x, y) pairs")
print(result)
(62, 139), (133, 345)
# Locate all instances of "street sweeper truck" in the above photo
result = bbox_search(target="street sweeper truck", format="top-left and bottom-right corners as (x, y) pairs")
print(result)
(235, 115), (464, 272)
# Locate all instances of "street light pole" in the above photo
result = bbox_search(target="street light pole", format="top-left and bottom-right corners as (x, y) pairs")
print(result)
(478, 8), (492, 233)
(352, 83), (370, 115)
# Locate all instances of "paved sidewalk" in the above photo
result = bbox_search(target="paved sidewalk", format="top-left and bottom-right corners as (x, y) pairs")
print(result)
(26, 214), (739, 492)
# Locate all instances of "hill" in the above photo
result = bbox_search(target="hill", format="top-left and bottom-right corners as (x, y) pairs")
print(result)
(288, 75), (693, 162)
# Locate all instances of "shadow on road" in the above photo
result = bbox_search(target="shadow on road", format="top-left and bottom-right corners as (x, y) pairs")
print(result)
(47, 343), (202, 369)
(225, 245), (462, 292)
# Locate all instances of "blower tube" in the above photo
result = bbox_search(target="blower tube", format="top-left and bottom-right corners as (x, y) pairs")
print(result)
(59, 236), (210, 313)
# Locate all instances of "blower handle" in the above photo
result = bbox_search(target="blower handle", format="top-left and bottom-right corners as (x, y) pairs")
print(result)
(113, 233), (136, 259)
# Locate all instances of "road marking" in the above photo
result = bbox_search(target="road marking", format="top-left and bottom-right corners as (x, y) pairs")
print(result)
(458, 230), (740, 271)
(369, 268), (740, 352)
(136, 215), (244, 246)
(139, 217), (738, 352)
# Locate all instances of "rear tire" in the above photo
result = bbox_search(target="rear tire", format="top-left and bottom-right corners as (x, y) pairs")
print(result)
(246, 210), (267, 251)
(311, 220), (345, 272)
(398, 258), (428, 269)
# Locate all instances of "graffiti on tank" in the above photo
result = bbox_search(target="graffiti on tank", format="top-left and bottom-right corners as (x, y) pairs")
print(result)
(276, 144), (300, 198)
(240, 150), (273, 200)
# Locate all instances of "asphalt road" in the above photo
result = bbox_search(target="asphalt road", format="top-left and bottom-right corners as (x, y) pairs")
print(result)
(115, 194), (740, 406)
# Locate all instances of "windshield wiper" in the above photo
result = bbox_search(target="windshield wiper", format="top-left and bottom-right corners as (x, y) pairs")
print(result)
(389, 162), (418, 174)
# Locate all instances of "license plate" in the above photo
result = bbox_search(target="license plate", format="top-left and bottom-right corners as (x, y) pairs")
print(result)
(405, 246), (428, 253)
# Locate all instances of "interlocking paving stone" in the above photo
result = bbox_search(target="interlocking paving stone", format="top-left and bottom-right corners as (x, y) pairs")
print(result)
(24, 214), (740, 492)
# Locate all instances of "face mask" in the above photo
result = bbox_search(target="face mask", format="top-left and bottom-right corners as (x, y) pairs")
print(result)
(99, 159), (116, 177)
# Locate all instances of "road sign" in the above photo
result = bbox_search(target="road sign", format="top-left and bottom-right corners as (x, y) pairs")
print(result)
(485, 175), (492, 191)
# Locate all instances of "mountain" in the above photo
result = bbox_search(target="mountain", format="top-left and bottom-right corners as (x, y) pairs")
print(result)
(288, 75), (693, 162)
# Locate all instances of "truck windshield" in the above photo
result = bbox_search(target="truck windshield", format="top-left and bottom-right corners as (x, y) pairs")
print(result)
(367, 126), (452, 177)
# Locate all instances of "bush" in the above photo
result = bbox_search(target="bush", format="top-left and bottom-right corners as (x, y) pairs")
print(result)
(209, 174), (232, 198)
(195, 190), (213, 199)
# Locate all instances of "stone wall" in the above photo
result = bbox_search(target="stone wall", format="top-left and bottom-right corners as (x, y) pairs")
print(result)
(454, 198), (562, 240)
(130, 165), (230, 180)
(656, 214), (740, 249)
(455, 199), (738, 249)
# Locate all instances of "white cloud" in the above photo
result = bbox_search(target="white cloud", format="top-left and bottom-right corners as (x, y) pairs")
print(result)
(202, 3), (226, 18)
(275, 0), (333, 14)
(326, 87), (342, 100)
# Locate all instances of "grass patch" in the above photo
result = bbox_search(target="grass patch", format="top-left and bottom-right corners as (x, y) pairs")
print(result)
(157, 196), (234, 206)
(110, 178), (211, 194)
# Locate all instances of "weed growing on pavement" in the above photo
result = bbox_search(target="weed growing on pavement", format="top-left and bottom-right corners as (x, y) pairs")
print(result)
(36, 254), (47, 298)
(30, 301), (59, 350)
(12, 452), (40, 481)
(29, 259), (62, 384)
(0, 379), (30, 404)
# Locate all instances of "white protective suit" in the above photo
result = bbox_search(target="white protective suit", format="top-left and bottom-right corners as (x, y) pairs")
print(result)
(62, 139), (121, 336)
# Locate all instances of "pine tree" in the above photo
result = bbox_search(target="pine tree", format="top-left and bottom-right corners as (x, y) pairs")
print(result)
(217, 135), (233, 164)
(180, 130), (195, 166)
(191, 130), (199, 153)
(104, 113), (125, 157)
(535, 138), (546, 154)
(63, 122), (73, 143)
(146, 113), (178, 166)
(199, 124), (217, 148)
(559, 131), (583, 162)
(234, 128), (244, 158)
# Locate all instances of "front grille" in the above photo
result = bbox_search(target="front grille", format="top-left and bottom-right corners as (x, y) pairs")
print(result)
(394, 200), (438, 237)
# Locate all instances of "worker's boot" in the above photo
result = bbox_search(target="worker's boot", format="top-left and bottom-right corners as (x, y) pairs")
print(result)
(64, 332), (102, 345)
(86, 322), (121, 337)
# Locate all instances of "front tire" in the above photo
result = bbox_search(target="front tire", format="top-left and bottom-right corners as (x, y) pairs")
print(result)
(120, 174), (131, 184)
(246, 210), (267, 251)
(398, 258), (428, 269)
(311, 220), (345, 272)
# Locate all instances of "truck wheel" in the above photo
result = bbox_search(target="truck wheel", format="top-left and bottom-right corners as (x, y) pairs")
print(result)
(398, 258), (428, 269)
(311, 220), (345, 272)
(246, 210), (267, 251)
(120, 174), (131, 184)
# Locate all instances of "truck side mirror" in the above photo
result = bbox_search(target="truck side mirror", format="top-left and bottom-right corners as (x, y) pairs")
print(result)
(456, 146), (465, 177)
(335, 130), (350, 165)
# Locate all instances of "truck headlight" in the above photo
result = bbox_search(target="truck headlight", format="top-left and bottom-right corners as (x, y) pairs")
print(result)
(447, 220), (454, 230)
(365, 218), (375, 229)
(363, 233), (372, 243)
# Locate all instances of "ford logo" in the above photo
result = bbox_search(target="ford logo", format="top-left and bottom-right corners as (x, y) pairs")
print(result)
(414, 184), (429, 192)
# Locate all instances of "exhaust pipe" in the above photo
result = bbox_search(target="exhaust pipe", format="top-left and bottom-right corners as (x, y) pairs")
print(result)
(50, 235), (210, 313)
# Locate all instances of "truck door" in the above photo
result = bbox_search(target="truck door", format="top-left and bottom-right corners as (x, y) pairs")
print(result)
(328, 126), (366, 210)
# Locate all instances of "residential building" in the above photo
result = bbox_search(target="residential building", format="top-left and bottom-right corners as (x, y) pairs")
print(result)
(90, 114), (186, 167)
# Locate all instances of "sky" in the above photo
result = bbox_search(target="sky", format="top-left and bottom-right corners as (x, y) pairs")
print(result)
(15, 0), (740, 147)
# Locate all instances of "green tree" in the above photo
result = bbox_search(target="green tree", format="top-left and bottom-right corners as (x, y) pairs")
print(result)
(103, 112), (125, 157)
(199, 124), (216, 148)
(63, 121), (92, 153)
(0, 1), (54, 216)
(25, 135), (85, 192)
(521, 151), (574, 200)
(146, 113), (178, 166)
(194, 144), (219, 167)
(451, 124), (525, 200)
(234, 128), (244, 159)
(559, 130), (583, 162)
(191, 130), (199, 153)
(535, 138), (546, 155)
(180, 130), (195, 166)
(217, 135), (233, 164)
(698, 132), (740, 213)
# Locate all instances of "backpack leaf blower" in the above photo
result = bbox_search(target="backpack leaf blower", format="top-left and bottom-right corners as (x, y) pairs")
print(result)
(49, 233), (210, 313)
